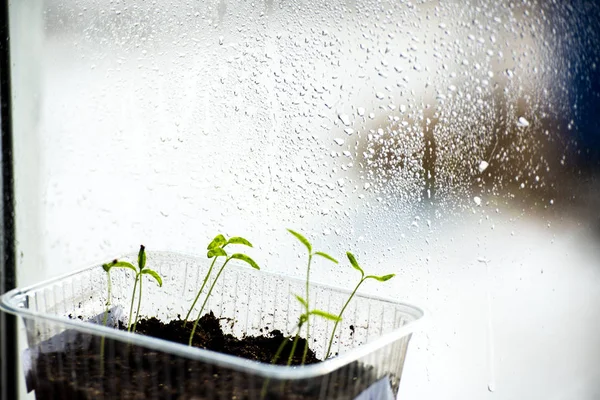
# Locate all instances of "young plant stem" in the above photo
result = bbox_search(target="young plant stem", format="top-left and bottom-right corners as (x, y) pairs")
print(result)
(132, 273), (143, 332)
(287, 229), (338, 365)
(302, 254), (312, 365)
(102, 270), (112, 328)
(271, 324), (301, 365)
(287, 330), (303, 366)
(183, 257), (218, 326)
(126, 276), (139, 332)
(100, 269), (112, 375)
(188, 258), (232, 346)
(262, 324), (302, 400)
(325, 278), (365, 358)
(324, 252), (395, 359)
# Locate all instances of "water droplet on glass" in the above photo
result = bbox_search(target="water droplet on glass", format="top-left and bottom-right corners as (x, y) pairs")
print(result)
(474, 196), (482, 206)
(478, 161), (489, 173)
(375, 92), (384, 100)
(517, 117), (530, 127)
(219, 36), (224, 45)
(338, 114), (351, 126)
(337, 178), (345, 187)
(344, 128), (354, 136)
(357, 107), (365, 116)
(334, 138), (345, 146)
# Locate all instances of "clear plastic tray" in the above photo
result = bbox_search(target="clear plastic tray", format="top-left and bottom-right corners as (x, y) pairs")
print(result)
(0, 251), (424, 399)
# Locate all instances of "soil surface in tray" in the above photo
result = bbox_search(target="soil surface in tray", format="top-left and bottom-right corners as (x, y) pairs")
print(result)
(133, 312), (320, 365)
(28, 312), (378, 400)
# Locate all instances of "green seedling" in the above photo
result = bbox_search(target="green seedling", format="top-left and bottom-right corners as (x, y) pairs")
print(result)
(99, 261), (123, 374)
(271, 294), (342, 366)
(287, 229), (338, 364)
(98, 246), (162, 373)
(188, 235), (259, 346)
(103, 245), (163, 333)
(324, 252), (395, 358)
(262, 296), (340, 398)
(183, 234), (252, 326)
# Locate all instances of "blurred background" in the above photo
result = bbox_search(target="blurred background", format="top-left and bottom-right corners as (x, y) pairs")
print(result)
(3, 0), (600, 398)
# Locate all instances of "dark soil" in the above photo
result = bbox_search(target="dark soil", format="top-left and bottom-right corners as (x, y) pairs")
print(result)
(27, 312), (382, 399)
(133, 313), (320, 366)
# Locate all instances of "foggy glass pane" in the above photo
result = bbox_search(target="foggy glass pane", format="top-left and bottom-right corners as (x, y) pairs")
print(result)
(8, 0), (600, 398)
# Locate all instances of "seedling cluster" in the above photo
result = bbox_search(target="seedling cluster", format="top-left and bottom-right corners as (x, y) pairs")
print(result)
(99, 229), (396, 368)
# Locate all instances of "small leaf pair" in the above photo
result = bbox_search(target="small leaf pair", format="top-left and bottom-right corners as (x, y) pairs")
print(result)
(347, 252), (395, 282)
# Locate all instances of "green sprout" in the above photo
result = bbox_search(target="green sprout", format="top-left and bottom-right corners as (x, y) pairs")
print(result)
(287, 229), (338, 364)
(324, 252), (395, 358)
(271, 294), (341, 366)
(262, 295), (340, 398)
(98, 246), (162, 373)
(98, 261), (121, 374)
(188, 234), (259, 346)
(103, 245), (163, 333)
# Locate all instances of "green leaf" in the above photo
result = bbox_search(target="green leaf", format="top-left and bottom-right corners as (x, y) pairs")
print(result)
(102, 262), (114, 273)
(346, 252), (364, 276)
(230, 253), (260, 270)
(314, 251), (339, 264)
(366, 273), (396, 282)
(207, 234), (227, 250)
(227, 237), (253, 247)
(138, 245), (146, 270)
(309, 309), (342, 322)
(287, 229), (312, 253)
(142, 269), (163, 287)
(294, 294), (308, 309)
(109, 261), (138, 273)
(207, 247), (228, 258)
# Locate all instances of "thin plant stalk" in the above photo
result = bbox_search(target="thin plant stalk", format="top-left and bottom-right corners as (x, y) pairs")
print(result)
(287, 330), (303, 366)
(262, 324), (302, 399)
(132, 273), (143, 332)
(301, 254), (312, 365)
(188, 258), (232, 345)
(186, 240), (259, 346)
(183, 257), (218, 325)
(126, 276), (139, 332)
(100, 269), (112, 375)
(324, 252), (395, 359)
(286, 229), (338, 365)
(325, 279), (365, 358)
(271, 324), (301, 365)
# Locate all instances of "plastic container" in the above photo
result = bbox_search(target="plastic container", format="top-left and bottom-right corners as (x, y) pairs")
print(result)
(0, 252), (424, 399)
